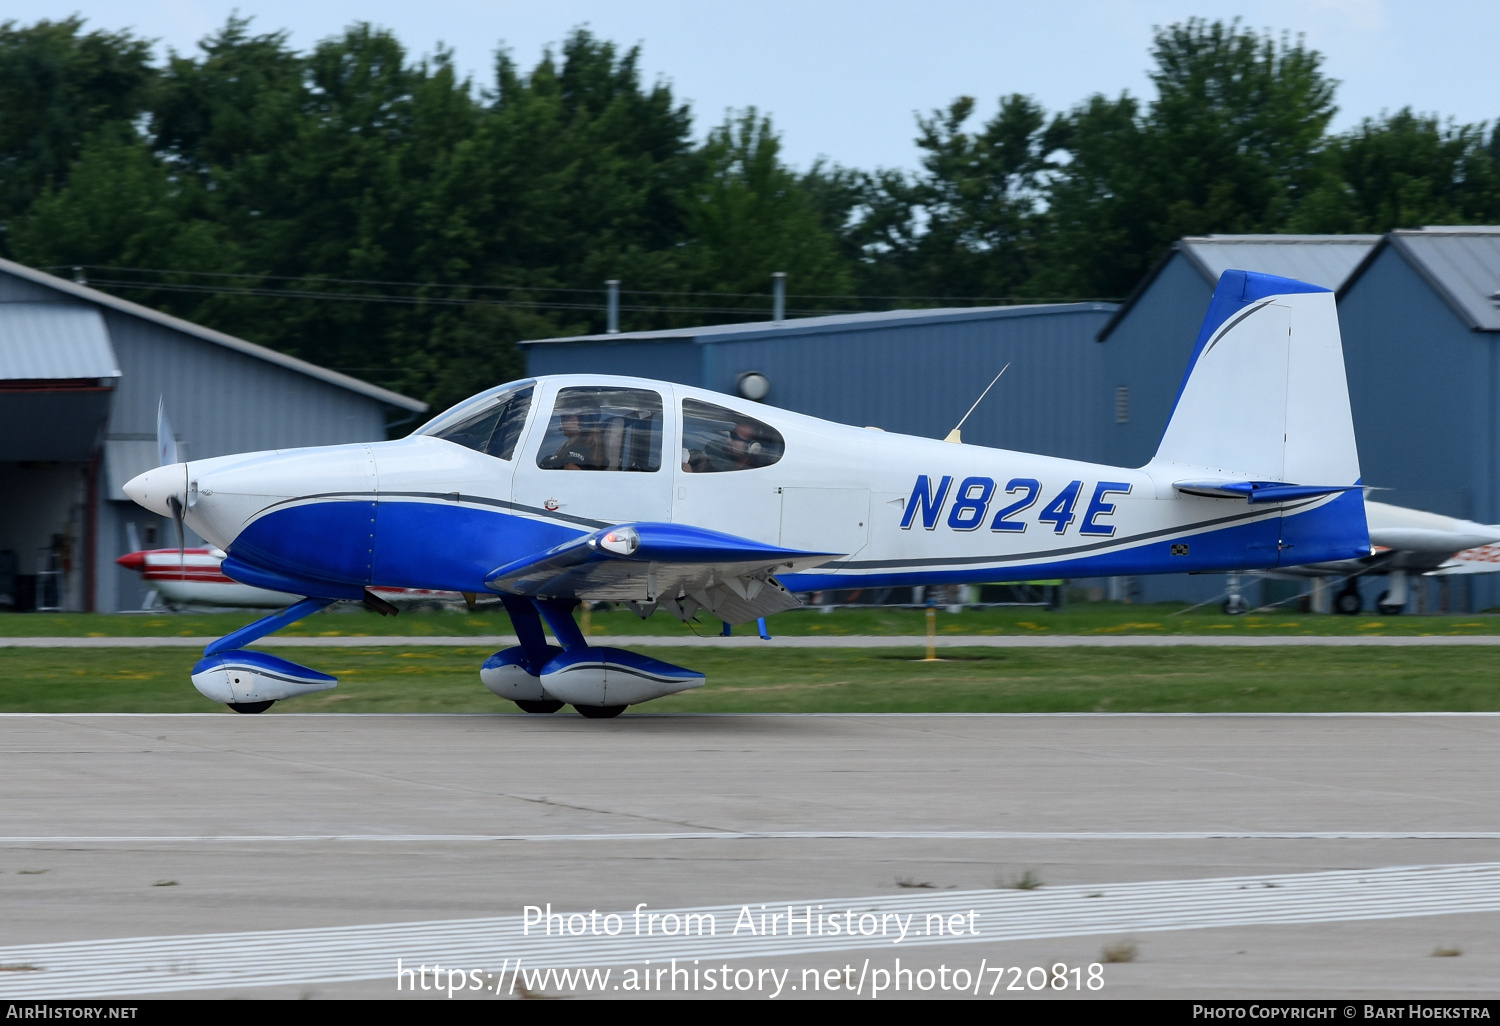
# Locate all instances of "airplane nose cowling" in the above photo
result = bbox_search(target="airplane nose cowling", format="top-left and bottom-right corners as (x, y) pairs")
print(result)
(123, 463), (188, 518)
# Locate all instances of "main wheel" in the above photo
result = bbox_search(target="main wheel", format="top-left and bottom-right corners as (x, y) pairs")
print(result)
(1222, 594), (1248, 615)
(1334, 589), (1362, 615)
(227, 701), (275, 714)
(574, 704), (627, 719)
(1376, 591), (1405, 615)
(515, 700), (565, 714)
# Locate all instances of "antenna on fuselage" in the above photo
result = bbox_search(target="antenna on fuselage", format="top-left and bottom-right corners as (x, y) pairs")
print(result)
(943, 363), (1009, 444)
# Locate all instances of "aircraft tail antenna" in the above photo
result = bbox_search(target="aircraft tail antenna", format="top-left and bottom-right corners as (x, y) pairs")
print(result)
(943, 363), (1009, 444)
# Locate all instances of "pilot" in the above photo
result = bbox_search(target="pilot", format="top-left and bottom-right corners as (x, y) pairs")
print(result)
(539, 412), (601, 470)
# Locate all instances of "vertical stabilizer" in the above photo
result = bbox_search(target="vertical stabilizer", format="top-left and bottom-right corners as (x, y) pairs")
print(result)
(1152, 269), (1361, 488)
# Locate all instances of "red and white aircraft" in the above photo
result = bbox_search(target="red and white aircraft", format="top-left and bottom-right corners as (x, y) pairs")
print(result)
(116, 547), (462, 610)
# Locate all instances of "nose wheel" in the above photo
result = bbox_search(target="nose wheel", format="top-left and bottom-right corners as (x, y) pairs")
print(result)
(227, 701), (275, 714)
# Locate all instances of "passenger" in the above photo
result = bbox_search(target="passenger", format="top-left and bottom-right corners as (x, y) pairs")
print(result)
(689, 420), (765, 472)
(720, 421), (765, 470)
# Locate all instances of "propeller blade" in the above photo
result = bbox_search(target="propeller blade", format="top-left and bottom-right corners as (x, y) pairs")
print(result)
(158, 399), (185, 573)
(156, 398), (179, 467)
(166, 494), (185, 573)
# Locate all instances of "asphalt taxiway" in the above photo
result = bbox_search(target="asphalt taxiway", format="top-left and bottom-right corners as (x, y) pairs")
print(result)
(1, 713), (1497, 998)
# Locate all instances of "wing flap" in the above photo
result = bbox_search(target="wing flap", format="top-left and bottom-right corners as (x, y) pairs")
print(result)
(484, 523), (836, 625)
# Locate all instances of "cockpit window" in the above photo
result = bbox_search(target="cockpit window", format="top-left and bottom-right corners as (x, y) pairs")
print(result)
(536, 387), (663, 472)
(431, 385), (533, 460)
(681, 398), (784, 473)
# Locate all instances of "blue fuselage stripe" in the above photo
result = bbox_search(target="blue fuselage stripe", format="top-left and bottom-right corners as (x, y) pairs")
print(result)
(227, 490), (1368, 595)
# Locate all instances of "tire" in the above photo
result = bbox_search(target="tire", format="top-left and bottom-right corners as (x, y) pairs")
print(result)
(515, 700), (565, 714)
(1222, 594), (1248, 615)
(1375, 591), (1404, 615)
(228, 701), (275, 714)
(574, 704), (627, 719)
(1334, 590), (1362, 615)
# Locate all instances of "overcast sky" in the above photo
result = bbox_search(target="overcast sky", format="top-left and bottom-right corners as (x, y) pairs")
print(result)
(7, 1), (1497, 172)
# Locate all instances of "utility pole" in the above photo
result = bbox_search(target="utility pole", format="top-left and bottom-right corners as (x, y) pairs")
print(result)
(771, 271), (786, 323)
(605, 279), (620, 334)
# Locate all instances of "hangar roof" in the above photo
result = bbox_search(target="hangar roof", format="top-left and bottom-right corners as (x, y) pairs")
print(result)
(0, 258), (426, 410)
(519, 302), (1117, 347)
(1177, 234), (1381, 290)
(1354, 227), (1500, 332)
(1099, 234), (1380, 341)
(0, 303), (119, 381)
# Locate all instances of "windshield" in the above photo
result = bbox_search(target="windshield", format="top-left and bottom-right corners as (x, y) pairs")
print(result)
(416, 382), (535, 460)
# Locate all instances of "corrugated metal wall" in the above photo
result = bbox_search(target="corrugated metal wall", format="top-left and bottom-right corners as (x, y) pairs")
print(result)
(1100, 254), (1214, 469)
(704, 308), (1114, 461)
(102, 312), (387, 458)
(1339, 246), (1491, 612)
(527, 340), (702, 389)
(527, 306), (1117, 463)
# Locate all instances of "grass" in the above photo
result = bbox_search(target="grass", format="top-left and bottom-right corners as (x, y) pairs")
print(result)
(4, 644), (1499, 714)
(3, 602), (1500, 639)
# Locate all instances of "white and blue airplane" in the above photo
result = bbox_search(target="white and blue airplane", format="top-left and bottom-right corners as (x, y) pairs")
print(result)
(123, 270), (1370, 716)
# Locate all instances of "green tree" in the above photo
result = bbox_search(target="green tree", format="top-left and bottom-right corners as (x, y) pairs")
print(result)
(676, 110), (852, 310)
(1034, 18), (1337, 296)
(854, 94), (1053, 301)
(1292, 110), (1500, 232)
(0, 17), (154, 232)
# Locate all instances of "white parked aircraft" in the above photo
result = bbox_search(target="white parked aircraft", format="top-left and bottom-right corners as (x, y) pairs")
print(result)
(1285, 499), (1500, 614)
(123, 270), (1371, 716)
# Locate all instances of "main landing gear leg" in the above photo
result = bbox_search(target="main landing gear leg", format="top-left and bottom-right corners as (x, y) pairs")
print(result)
(485, 596), (705, 718)
(192, 597), (339, 713)
(534, 599), (625, 718)
(1222, 573), (1248, 615)
(485, 596), (565, 713)
(1377, 570), (1409, 616)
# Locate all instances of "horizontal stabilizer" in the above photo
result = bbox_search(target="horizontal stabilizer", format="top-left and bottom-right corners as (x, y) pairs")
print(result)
(1173, 480), (1362, 504)
(484, 523), (838, 625)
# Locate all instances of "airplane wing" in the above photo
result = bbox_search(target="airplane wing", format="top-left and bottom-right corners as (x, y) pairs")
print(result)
(484, 523), (839, 625)
(1432, 544), (1500, 576)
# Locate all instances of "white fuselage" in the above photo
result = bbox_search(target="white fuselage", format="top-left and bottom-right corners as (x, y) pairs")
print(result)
(129, 374), (1366, 598)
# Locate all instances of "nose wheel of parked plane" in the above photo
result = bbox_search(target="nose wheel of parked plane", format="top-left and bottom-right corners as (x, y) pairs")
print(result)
(514, 700), (565, 714)
(228, 701), (276, 714)
(574, 704), (627, 719)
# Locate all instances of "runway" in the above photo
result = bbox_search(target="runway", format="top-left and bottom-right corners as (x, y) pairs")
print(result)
(1, 713), (1497, 998)
(8, 633), (1500, 647)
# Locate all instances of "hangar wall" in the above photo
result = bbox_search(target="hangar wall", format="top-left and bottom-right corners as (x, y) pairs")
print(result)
(0, 260), (425, 613)
(524, 304), (1119, 463)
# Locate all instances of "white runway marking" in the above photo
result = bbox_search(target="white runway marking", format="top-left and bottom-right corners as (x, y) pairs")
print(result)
(2, 863), (1499, 997)
(8, 634), (1500, 648)
(1, 831), (1499, 844)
